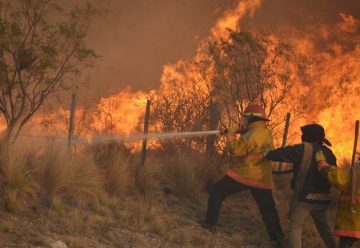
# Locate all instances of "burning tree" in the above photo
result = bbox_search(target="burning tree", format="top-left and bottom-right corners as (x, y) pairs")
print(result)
(154, 30), (307, 153)
(0, 0), (99, 144)
(152, 61), (211, 153)
(209, 30), (306, 136)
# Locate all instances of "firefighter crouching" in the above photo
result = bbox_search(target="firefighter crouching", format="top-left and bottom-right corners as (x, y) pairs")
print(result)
(317, 153), (360, 248)
(200, 104), (284, 248)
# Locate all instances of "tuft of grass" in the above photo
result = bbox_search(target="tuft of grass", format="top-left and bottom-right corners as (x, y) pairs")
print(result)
(36, 145), (104, 207)
(87, 142), (133, 196)
(134, 159), (159, 200)
(121, 197), (166, 235)
(62, 208), (88, 235)
(143, 211), (167, 235)
(159, 153), (206, 204)
(0, 146), (37, 211)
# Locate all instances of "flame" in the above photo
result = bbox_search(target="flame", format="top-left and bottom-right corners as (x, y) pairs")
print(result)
(211, 0), (262, 38)
(1, 1), (359, 163)
(156, 4), (360, 161)
(281, 13), (360, 160)
(91, 89), (151, 134)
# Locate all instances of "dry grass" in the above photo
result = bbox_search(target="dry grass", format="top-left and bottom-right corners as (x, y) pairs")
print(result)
(89, 142), (132, 196)
(0, 140), (346, 247)
(0, 146), (37, 211)
(36, 145), (104, 207)
(158, 152), (220, 205)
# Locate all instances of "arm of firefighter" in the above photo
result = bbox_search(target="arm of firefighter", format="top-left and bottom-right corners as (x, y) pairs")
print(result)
(326, 167), (350, 192)
(265, 145), (300, 163)
(227, 136), (248, 157)
(316, 150), (350, 192)
(244, 144), (273, 161)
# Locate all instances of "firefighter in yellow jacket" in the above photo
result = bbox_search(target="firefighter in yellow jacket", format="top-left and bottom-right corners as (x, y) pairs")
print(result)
(317, 152), (360, 248)
(200, 104), (284, 247)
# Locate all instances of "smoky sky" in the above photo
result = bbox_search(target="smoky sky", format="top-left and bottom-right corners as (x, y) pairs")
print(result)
(76, 0), (235, 99)
(251, 0), (360, 28)
(66, 0), (360, 100)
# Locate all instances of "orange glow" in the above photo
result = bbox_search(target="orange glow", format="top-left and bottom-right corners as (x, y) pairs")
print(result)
(1, 1), (358, 163)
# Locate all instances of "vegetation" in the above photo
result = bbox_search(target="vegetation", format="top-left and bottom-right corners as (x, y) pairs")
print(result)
(0, 0), (99, 144)
(0, 142), (330, 247)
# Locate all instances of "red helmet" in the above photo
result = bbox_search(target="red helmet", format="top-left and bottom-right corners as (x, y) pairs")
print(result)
(243, 104), (269, 121)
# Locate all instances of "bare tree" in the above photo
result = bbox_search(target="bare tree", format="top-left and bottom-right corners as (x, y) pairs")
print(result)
(0, 0), (99, 144)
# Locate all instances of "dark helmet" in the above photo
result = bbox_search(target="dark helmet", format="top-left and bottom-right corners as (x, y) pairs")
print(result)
(301, 123), (332, 146)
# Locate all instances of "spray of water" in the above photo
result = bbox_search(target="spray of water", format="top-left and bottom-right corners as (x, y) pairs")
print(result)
(73, 130), (221, 144)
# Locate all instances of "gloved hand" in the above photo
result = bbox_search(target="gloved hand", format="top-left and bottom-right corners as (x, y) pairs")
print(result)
(235, 127), (247, 135)
(219, 128), (228, 135)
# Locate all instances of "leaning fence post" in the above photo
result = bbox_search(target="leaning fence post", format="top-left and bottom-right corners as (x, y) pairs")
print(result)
(278, 112), (291, 171)
(140, 100), (151, 166)
(67, 93), (77, 150)
(273, 113), (291, 174)
(351, 120), (360, 166)
(351, 120), (360, 206)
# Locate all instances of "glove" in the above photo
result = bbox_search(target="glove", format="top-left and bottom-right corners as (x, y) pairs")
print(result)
(235, 127), (247, 135)
(219, 128), (228, 135)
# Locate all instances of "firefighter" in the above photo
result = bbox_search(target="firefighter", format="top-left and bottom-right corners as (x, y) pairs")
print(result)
(317, 153), (360, 248)
(265, 124), (337, 248)
(200, 104), (284, 247)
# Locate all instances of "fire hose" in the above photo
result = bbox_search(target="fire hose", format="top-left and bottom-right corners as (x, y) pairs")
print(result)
(73, 130), (221, 144)
(72, 129), (290, 173)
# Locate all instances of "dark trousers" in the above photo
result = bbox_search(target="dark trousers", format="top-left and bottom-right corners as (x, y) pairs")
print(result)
(205, 176), (284, 243)
(340, 237), (358, 248)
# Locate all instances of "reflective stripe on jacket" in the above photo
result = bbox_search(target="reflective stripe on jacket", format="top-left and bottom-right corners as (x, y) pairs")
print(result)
(226, 121), (274, 189)
(326, 167), (360, 238)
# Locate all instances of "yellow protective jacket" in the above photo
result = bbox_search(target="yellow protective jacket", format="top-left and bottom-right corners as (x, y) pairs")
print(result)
(226, 121), (274, 189)
(325, 167), (360, 238)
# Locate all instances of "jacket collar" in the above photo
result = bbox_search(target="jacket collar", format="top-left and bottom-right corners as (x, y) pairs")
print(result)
(247, 121), (266, 130)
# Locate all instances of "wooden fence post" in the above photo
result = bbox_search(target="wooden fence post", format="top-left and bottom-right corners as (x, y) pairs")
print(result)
(273, 113), (291, 174)
(351, 120), (360, 166)
(67, 93), (77, 150)
(351, 120), (359, 206)
(140, 100), (151, 166)
(278, 112), (292, 171)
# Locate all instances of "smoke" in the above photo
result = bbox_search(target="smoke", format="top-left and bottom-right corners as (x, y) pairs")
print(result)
(68, 0), (236, 97)
(60, 0), (360, 99)
(249, 0), (360, 28)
